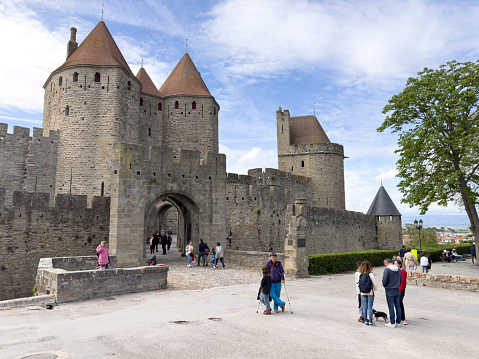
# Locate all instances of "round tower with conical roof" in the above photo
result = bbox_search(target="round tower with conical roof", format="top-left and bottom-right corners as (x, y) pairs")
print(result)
(276, 108), (345, 210)
(366, 185), (403, 250)
(42, 21), (141, 202)
(158, 53), (219, 156)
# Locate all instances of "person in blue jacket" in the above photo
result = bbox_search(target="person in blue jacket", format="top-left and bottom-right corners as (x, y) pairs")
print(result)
(266, 252), (285, 313)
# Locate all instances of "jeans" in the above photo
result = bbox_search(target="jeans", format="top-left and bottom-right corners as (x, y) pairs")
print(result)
(187, 254), (192, 265)
(211, 259), (216, 268)
(408, 266), (415, 272)
(198, 252), (206, 266)
(216, 257), (225, 268)
(385, 290), (402, 325)
(261, 293), (271, 311)
(361, 294), (374, 324)
(399, 290), (406, 321)
(455, 255), (464, 262)
(270, 282), (285, 311)
(422, 265), (427, 273)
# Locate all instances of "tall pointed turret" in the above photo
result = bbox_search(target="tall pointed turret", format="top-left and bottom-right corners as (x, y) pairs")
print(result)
(136, 67), (161, 97)
(367, 185), (402, 250)
(159, 53), (219, 155)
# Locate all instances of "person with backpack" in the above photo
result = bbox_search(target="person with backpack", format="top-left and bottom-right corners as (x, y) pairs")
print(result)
(358, 261), (377, 326)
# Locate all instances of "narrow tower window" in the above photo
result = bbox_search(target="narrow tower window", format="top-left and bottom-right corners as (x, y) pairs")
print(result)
(148, 128), (151, 137)
(158, 103), (162, 111)
(192, 101), (196, 110)
(101, 182), (104, 197)
(301, 160), (304, 168)
(73, 72), (78, 82)
(140, 97), (143, 106)
(95, 72), (100, 82)
(127, 81), (131, 90)
(65, 106), (69, 116)
(214, 107), (216, 115)
(175, 101), (179, 109)
(59, 76), (63, 86)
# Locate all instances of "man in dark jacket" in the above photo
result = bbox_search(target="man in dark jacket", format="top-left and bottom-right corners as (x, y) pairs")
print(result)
(153, 232), (160, 253)
(470, 244), (476, 264)
(198, 239), (206, 266)
(266, 252), (285, 313)
(399, 245), (407, 261)
(382, 258), (402, 327)
(160, 231), (167, 255)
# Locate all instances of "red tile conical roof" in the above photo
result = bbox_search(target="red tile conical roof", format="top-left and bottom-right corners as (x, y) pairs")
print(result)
(290, 115), (330, 144)
(54, 21), (133, 76)
(158, 53), (212, 97)
(136, 67), (161, 97)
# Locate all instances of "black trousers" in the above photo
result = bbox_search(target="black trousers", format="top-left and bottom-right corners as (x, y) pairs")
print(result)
(400, 290), (406, 321)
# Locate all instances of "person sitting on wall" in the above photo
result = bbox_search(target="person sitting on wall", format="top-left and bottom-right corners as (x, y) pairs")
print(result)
(441, 250), (452, 263)
(451, 249), (464, 262)
(96, 241), (109, 270)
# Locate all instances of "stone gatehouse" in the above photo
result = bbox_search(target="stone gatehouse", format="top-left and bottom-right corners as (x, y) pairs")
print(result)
(0, 20), (402, 300)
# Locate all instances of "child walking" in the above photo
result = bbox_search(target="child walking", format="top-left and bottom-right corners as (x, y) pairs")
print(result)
(258, 266), (272, 315)
(210, 249), (217, 269)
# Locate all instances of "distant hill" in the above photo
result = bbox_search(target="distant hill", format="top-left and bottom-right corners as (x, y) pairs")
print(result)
(402, 214), (471, 230)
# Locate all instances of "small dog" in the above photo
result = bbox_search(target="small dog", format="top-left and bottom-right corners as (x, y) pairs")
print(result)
(373, 309), (388, 322)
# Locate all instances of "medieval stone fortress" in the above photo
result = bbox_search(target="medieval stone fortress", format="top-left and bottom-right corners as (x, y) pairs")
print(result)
(0, 21), (402, 301)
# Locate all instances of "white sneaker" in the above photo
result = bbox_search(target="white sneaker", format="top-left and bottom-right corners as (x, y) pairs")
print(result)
(385, 323), (395, 328)
(403, 320), (408, 325)
(395, 323), (401, 328)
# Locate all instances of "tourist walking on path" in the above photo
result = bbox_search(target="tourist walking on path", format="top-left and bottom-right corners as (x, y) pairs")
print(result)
(167, 228), (173, 251)
(160, 231), (167, 255)
(96, 241), (109, 269)
(358, 261), (376, 326)
(420, 253), (429, 273)
(354, 261), (364, 323)
(395, 259), (408, 325)
(198, 239), (207, 266)
(210, 248), (217, 269)
(266, 252), (285, 313)
(186, 241), (194, 268)
(404, 248), (419, 271)
(399, 245), (407, 262)
(258, 266), (272, 315)
(153, 232), (159, 253)
(215, 242), (225, 269)
(471, 244), (476, 264)
(149, 234), (155, 254)
(382, 258), (402, 328)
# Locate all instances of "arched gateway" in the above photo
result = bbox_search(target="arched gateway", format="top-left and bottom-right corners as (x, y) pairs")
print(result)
(108, 143), (227, 267)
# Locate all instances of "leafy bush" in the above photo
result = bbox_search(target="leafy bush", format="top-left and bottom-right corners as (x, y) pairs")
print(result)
(308, 244), (472, 275)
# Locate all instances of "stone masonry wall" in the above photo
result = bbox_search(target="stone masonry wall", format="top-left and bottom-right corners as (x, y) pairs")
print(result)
(0, 189), (110, 300)
(138, 92), (163, 146)
(305, 207), (377, 255)
(226, 168), (311, 252)
(407, 271), (479, 292)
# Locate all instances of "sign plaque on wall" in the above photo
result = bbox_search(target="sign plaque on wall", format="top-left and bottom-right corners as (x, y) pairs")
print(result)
(298, 238), (306, 247)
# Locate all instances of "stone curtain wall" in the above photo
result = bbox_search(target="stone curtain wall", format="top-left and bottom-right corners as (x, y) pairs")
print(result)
(0, 190), (110, 300)
(225, 168), (311, 253)
(305, 207), (377, 255)
(376, 215), (403, 250)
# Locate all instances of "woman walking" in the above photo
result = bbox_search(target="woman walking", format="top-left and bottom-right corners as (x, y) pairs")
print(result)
(358, 261), (377, 326)
(215, 242), (225, 269)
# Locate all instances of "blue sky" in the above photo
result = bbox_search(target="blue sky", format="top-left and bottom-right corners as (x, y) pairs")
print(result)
(1, 0), (478, 225)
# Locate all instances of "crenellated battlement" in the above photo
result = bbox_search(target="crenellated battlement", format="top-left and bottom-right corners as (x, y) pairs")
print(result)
(279, 141), (344, 157)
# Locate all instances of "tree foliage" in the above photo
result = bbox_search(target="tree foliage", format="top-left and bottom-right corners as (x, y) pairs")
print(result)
(378, 60), (479, 255)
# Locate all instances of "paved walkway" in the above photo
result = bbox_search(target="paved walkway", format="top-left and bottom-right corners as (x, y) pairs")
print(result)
(2, 257), (479, 358)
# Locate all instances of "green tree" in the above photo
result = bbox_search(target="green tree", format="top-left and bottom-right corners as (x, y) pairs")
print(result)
(378, 60), (479, 265)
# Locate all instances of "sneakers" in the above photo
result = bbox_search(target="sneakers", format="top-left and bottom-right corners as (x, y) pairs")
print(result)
(395, 323), (401, 328)
(403, 320), (408, 325)
(263, 310), (271, 315)
(385, 323), (395, 328)
(281, 304), (285, 312)
(364, 321), (369, 326)
(274, 310), (279, 313)
(369, 322), (375, 326)
(187, 264), (191, 268)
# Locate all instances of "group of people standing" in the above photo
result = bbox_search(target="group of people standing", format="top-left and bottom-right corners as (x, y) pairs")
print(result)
(149, 229), (173, 255)
(356, 257), (407, 327)
(185, 240), (225, 269)
(397, 245), (431, 273)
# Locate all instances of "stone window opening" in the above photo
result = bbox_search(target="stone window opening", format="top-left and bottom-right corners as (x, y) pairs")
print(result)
(127, 81), (131, 90)
(291, 166), (293, 171)
(140, 97), (143, 106)
(175, 101), (179, 109)
(95, 72), (100, 82)
(158, 102), (162, 111)
(65, 106), (70, 116)
(59, 76), (63, 86)
(214, 107), (216, 115)
(301, 160), (304, 168)
(148, 128), (151, 136)
(73, 72), (79, 82)
(100, 182), (104, 197)
(192, 101), (196, 110)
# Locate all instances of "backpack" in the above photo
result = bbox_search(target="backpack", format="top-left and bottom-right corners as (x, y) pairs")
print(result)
(358, 273), (372, 293)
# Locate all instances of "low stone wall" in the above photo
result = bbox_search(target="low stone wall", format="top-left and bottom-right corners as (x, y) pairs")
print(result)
(406, 271), (479, 292)
(36, 257), (168, 303)
(225, 250), (284, 271)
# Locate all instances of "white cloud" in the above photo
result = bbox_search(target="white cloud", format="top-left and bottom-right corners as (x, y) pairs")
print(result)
(376, 168), (397, 182)
(220, 145), (276, 175)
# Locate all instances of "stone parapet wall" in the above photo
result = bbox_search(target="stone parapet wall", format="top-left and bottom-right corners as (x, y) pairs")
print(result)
(224, 250), (284, 271)
(406, 271), (479, 292)
(0, 190), (110, 301)
(36, 256), (168, 303)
